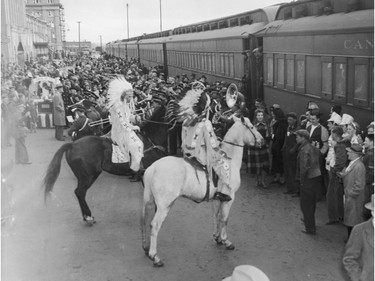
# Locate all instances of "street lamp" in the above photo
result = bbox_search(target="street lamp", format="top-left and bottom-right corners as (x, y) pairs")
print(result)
(159, 0), (162, 32)
(77, 21), (81, 55)
(126, 3), (129, 39)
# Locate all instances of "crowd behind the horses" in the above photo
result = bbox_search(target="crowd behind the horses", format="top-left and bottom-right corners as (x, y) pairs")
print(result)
(1, 53), (373, 281)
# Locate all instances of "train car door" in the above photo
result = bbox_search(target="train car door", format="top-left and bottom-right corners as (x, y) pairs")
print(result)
(242, 36), (263, 103)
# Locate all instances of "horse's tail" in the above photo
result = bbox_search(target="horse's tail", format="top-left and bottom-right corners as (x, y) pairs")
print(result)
(43, 143), (73, 200)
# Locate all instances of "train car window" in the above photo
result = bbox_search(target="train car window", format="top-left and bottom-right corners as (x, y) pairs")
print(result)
(225, 54), (230, 76)
(209, 53), (212, 72)
(229, 54), (234, 77)
(202, 53), (206, 71)
(212, 53), (216, 73)
(306, 56), (321, 97)
(321, 57), (333, 100)
(264, 54), (274, 86)
(296, 56), (305, 94)
(353, 61), (369, 107)
(276, 55), (285, 89)
(220, 54), (225, 75)
(286, 55), (294, 91)
(207, 54), (211, 72)
(333, 59), (347, 103)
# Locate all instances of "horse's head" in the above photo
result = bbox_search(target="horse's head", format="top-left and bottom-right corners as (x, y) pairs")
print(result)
(232, 116), (264, 147)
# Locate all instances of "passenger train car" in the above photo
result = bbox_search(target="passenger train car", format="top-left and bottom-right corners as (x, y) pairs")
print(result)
(106, 0), (374, 128)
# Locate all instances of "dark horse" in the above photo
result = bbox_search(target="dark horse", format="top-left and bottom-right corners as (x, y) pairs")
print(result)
(43, 102), (169, 224)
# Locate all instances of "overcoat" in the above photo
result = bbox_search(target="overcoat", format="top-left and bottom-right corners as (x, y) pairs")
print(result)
(343, 219), (374, 281)
(52, 92), (66, 126)
(342, 159), (366, 227)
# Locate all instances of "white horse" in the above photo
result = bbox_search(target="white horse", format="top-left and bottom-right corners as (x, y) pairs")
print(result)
(141, 116), (263, 267)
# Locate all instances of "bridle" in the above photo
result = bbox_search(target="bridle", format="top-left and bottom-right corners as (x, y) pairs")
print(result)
(221, 120), (262, 148)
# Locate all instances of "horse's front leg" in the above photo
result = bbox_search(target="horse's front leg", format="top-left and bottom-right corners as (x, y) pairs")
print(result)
(211, 200), (222, 244)
(218, 199), (235, 250)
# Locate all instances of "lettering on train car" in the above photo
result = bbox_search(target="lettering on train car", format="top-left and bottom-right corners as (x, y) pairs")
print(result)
(344, 39), (374, 50)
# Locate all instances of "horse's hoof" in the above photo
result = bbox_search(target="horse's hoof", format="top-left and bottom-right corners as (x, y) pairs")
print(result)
(225, 244), (235, 250)
(149, 254), (164, 267)
(214, 236), (223, 245)
(143, 246), (150, 256)
(83, 216), (96, 225)
(153, 260), (164, 267)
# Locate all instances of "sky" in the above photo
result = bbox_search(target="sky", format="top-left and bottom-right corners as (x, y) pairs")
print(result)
(62, 0), (284, 45)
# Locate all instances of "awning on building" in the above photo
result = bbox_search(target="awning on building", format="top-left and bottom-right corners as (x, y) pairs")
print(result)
(33, 42), (49, 48)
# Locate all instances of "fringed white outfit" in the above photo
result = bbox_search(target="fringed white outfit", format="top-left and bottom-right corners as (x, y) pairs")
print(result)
(107, 77), (144, 171)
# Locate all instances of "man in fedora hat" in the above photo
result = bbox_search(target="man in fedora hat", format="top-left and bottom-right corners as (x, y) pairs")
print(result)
(338, 144), (366, 238)
(52, 82), (66, 141)
(343, 195), (374, 281)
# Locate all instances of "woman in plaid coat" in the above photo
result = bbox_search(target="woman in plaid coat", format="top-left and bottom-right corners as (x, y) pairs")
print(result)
(249, 109), (270, 188)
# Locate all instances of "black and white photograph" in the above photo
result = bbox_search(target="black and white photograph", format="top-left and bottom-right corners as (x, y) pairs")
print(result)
(1, 0), (374, 280)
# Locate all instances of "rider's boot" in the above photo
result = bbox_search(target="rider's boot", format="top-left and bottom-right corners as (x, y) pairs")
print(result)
(213, 192), (232, 202)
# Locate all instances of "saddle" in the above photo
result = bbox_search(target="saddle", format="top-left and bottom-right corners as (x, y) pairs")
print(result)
(183, 154), (219, 203)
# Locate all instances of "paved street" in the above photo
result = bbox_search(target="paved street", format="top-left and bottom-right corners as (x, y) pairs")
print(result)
(2, 129), (350, 281)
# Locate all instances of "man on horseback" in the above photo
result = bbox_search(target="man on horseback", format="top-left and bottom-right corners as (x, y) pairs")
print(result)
(174, 85), (232, 201)
(67, 104), (94, 141)
(107, 77), (144, 172)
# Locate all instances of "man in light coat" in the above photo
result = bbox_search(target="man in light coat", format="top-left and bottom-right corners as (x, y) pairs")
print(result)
(339, 144), (367, 238)
(343, 195), (374, 281)
(52, 82), (66, 141)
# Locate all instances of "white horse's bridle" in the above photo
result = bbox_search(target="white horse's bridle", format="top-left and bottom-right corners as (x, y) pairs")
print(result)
(222, 119), (263, 148)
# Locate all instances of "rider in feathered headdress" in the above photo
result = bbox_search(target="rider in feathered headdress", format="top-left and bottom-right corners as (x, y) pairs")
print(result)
(171, 84), (232, 202)
(107, 76), (144, 172)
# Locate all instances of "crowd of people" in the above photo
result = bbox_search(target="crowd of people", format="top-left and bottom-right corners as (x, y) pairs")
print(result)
(1, 52), (373, 280)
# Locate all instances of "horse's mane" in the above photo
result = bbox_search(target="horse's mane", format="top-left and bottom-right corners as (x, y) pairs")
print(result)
(141, 104), (168, 143)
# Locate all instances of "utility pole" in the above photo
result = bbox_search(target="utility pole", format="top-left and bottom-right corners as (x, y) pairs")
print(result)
(159, 0), (162, 31)
(99, 35), (102, 53)
(77, 21), (81, 55)
(126, 3), (129, 39)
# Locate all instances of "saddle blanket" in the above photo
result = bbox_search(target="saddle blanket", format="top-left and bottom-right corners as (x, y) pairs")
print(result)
(111, 144), (129, 163)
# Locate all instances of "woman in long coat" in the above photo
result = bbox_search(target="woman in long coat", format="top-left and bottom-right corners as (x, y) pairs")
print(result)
(270, 108), (288, 184)
(339, 144), (366, 238)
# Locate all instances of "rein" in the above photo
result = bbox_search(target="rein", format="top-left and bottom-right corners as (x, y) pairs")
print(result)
(222, 140), (244, 147)
(139, 131), (166, 154)
(221, 121), (259, 148)
(141, 119), (170, 126)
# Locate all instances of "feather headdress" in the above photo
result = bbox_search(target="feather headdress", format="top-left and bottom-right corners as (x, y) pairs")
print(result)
(167, 87), (211, 124)
(107, 76), (133, 108)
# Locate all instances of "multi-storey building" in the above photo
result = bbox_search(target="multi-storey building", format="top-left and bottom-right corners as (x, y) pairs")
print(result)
(1, 0), (29, 65)
(26, 14), (53, 58)
(25, 0), (65, 51)
(1, 0), (57, 66)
